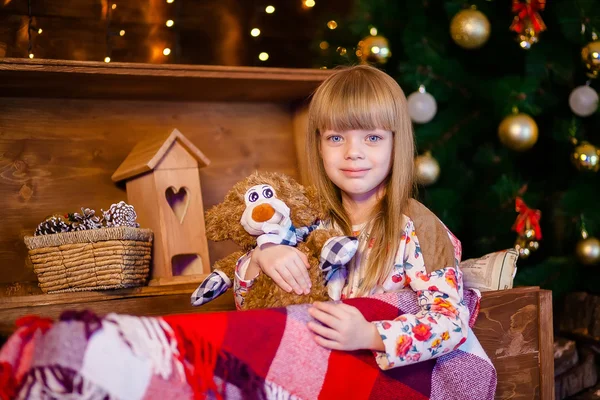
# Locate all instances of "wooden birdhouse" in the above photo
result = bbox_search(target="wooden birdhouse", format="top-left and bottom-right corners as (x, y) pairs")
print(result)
(112, 128), (211, 286)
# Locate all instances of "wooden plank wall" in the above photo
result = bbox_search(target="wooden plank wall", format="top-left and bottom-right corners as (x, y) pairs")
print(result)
(0, 96), (301, 294)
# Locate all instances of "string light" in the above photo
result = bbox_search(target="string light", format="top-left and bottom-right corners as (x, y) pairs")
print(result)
(163, 48), (171, 56)
(370, 27), (378, 36)
(251, 28), (261, 37)
(166, 0), (174, 3)
(27, 0), (40, 59)
(119, 30), (125, 36)
(319, 41), (329, 50)
(166, 19), (174, 27)
(304, 0), (315, 8)
(327, 20), (337, 30)
(265, 5), (275, 13)
(258, 52), (269, 61)
(105, 0), (113, 62)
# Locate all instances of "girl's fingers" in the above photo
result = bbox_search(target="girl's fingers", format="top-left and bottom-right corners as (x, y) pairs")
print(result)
(275, 264), (304, 295)
(312, 301), (347, 319)
(307, 321), (341, 341)
(335, 303), (360, 314)
(268, 269), (293, 293)
(308, 306), (340, 329)
(295, 248), (311, 269)
(292, 257), (311, 293)
(313, 335), (343, 350)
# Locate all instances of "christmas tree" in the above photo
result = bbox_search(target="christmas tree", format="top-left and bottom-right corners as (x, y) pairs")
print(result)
(313, 0), (600, 301)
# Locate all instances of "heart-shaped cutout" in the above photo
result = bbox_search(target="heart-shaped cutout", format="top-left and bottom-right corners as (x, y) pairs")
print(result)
(165, 186), (190, 224)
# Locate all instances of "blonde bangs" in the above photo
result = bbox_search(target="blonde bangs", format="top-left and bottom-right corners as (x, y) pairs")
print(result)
(310, 66), (400, 134)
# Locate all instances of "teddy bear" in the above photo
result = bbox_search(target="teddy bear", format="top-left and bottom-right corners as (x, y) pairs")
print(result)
(190, 171), (358, 310)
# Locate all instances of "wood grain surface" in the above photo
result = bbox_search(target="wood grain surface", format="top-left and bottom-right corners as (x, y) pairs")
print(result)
(0, 97), (302, 288)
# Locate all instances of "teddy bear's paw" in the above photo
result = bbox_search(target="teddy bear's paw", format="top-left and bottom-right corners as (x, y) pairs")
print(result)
(190, 271), (232, 306)
(319, 236), (359, 271)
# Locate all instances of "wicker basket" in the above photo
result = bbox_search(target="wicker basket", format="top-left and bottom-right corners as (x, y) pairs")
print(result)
(24, 227), (153, 294)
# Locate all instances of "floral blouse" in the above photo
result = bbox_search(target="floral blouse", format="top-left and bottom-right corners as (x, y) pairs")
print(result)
(234, 215), (469, 370)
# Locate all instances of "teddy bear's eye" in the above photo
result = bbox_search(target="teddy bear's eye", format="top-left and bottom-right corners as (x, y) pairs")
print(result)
(263, 188), (273, 198)
(248, 192), (259, 202)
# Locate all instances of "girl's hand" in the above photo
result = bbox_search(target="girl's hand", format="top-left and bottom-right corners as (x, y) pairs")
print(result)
(247, 243), (312, 295)
(307, 302), (384, 351)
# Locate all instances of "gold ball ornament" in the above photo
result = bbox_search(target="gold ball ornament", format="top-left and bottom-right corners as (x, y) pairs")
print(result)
(576, 236), (600, 265)
(358, 35), (391, 65)
(450, 8), (491, 50)
(572, 141), (600, 172)
(581, 40), (600, 79)
(414, 152), (440, 186)
(498, 112), (538, 151)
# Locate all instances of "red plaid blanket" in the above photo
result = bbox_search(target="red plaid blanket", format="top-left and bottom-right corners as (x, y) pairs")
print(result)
(164, 289), (495, 400)
(0, 290), (495, 400)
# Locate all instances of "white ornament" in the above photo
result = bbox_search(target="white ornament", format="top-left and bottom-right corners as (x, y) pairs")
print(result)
(569, 85), (599, 117)
(407, 86), (437, 124)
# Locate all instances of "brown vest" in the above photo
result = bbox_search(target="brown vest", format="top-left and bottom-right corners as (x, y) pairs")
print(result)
(404, 199), (457, 274)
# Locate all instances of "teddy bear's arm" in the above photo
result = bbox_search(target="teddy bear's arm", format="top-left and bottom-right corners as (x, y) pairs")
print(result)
(190, 250), (248, 306)
(305, 228), (339, 256)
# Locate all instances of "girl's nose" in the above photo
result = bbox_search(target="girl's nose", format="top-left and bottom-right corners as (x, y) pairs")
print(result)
(344, 141), (365, 160)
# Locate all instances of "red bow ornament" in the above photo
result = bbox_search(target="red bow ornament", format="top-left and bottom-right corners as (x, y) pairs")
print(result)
(510, 0), (547, 35)
(512, 197), (542, 240)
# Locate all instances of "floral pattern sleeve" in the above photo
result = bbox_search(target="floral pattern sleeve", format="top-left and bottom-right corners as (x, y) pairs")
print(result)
(233, 251), (257, 310)
(372, 219), (470, 370)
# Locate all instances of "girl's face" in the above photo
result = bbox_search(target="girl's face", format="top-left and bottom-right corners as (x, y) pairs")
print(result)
(320, 129), (393, 201)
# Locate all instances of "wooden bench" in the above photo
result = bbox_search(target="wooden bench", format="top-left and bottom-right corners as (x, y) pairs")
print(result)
(0, 59), (553, 399)
(0, 285), (553, 399)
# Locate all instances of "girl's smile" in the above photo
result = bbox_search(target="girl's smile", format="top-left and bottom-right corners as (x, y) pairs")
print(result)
(320, 129), (392, 201)
(341, 168), (371, 178)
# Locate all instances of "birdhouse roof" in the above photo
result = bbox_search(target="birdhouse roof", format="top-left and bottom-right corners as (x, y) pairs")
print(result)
(111, 128), (211, 182)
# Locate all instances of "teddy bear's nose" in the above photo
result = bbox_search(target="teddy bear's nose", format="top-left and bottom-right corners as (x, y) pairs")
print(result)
(252, 204), (276, 222)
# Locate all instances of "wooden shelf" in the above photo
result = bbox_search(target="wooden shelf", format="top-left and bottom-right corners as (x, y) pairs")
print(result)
(0, 58), (332, 102)
(0, 282), (235, 336)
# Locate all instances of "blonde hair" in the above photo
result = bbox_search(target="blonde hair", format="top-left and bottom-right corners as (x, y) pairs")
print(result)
(306, 64), (415, 296)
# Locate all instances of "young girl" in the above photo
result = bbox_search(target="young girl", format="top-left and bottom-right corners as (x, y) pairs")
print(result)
(234, 64), (469, 370)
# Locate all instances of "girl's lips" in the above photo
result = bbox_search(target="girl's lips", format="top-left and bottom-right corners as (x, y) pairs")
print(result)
(341, 168), (370, 177)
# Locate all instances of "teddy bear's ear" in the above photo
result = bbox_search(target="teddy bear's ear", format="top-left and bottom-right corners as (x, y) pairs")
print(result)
(302, 185), (327, 223)
(204, 202), (233, 242)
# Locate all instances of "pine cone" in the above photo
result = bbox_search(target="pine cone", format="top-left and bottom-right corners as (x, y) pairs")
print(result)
(67, 207), (102, 231)
(34, 215), (71, 236)
(102, 201), (140, 228)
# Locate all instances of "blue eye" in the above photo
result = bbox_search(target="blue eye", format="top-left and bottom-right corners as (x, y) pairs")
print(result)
(263, 188), (273, 198)
(329, 136), (342, 142)
(249, 192), (259, 202)
(367, 135), (381, 142)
